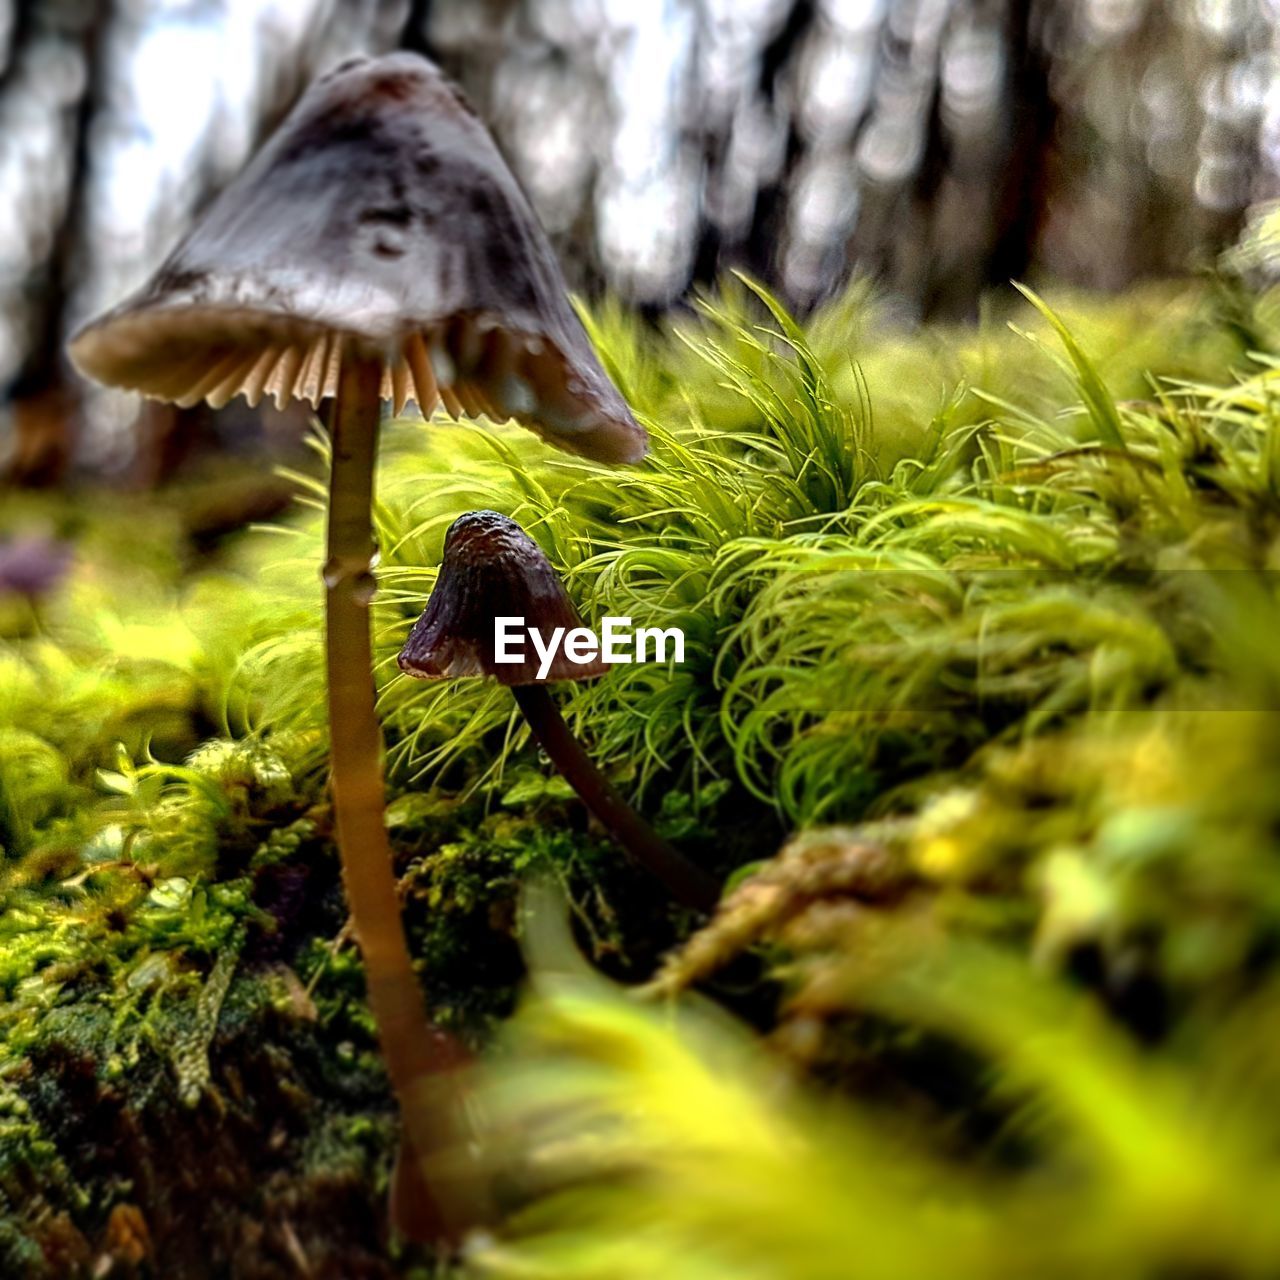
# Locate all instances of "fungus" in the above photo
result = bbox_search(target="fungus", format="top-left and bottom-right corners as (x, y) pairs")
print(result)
(68, 52), (647, 1242)
(398, 510), (718, 913)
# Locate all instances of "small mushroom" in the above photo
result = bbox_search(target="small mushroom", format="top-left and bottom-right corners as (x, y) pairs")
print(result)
(68, 52), (647, 1242)
(398, 510), (718, 913)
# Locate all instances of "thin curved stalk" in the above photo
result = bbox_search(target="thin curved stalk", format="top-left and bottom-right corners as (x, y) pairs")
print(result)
(325, 354), (484, 1242)
(512, 684), (719, 912)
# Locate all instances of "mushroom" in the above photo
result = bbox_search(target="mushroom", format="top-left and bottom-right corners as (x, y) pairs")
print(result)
(67, 52), (647, 1241)
(398, 510), (718, 913)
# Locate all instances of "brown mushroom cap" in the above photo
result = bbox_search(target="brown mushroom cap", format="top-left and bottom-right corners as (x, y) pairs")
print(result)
(397, 509), (607, 686)
(68, 52), (645, 465)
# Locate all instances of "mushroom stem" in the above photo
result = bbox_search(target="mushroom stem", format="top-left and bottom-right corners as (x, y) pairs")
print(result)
(325, 354), (482, 1241)
(511, 684), (718, 912)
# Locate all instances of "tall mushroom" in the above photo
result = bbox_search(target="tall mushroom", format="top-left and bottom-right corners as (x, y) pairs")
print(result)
(67, 52), (646, 1241)
(398, 509), (718, 913)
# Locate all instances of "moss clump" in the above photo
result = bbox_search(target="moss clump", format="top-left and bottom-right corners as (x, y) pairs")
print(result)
(2, 274), (1280, 1272)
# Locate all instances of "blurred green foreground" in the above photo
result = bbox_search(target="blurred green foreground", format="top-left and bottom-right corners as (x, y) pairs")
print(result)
(3, 276), (1280, 1277)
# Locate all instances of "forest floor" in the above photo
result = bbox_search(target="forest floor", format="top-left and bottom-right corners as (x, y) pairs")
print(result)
(3, 277), (1280, 1278)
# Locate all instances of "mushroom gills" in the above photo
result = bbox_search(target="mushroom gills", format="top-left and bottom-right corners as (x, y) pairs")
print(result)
(403, 332), (441, 415)
(520, 342), (595, 434)
(476, 329), (524, 420)
(265, 346), (304, 411)
(241, 345), (285, 408)
(296, 333), (335, 405)
(176, 349), (256, 409)
(207, 351), (265, 410)
(386, 358), (412, 416)
(163, 336), (334, 411)
(150, 349), (218, 403)
(146, 317), (601, 426)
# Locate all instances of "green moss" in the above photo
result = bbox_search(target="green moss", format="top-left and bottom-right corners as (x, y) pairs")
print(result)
(1, 275), (1279, 1272)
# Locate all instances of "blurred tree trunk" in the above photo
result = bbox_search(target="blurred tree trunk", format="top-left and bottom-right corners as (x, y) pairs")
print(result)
(920, 0), (1059, 319)
(399, 0), (435, 56)
(981, 0), (1057, 294)
(4, 0), (107, 487)
(697, 0), (817, 294)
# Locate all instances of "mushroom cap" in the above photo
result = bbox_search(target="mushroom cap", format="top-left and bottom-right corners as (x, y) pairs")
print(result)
(68, 52), (645, 465)
(397, 509), (607, 686)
